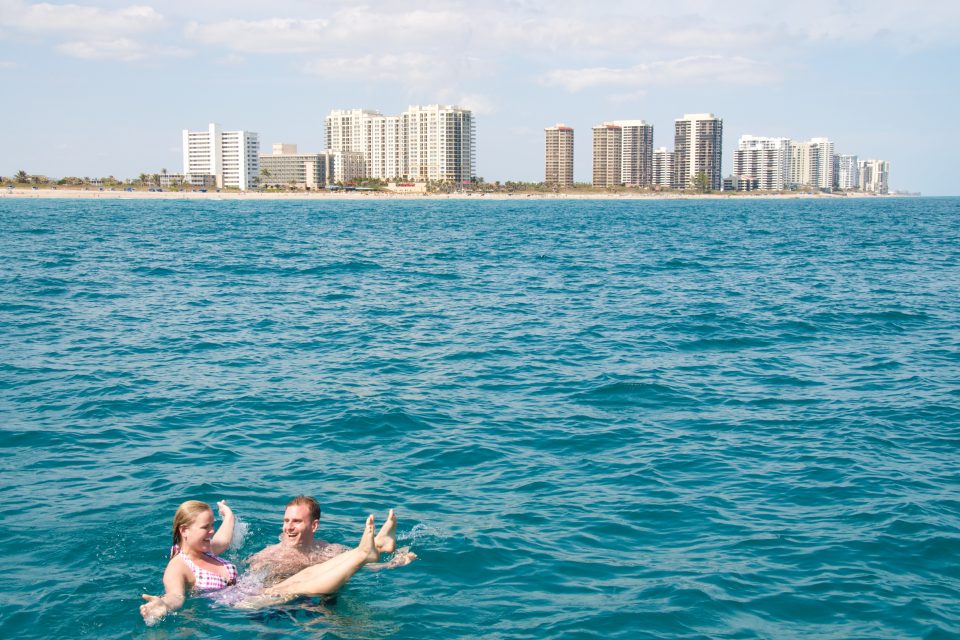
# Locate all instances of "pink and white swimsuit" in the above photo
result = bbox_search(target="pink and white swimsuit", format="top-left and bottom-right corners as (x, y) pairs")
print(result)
(178, 550), (238, 593)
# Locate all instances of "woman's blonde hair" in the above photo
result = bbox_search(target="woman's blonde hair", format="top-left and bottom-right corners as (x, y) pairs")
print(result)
(170, 500), (212, 558)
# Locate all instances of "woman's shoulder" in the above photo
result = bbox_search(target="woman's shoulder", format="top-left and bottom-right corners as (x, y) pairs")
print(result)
(164, 553), (191, 577)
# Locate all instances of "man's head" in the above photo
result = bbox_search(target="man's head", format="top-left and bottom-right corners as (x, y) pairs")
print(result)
(280, 495), (321, 548)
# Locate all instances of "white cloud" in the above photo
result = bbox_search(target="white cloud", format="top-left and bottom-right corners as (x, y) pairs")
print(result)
(184, 17), (329, 54)
(542, 55), (781, 92)
(0, 1), (165, 35)
(0, 60), (17, 68)
(57, 38), (190, 61)
(185, 8), (466, 54)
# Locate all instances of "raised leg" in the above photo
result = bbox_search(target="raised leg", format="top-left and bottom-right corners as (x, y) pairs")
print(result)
(265, 514), (378, 597)
(375, 508), (397, 553)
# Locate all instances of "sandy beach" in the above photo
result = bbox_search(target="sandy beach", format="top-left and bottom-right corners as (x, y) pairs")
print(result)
(0, 187), (887, 201)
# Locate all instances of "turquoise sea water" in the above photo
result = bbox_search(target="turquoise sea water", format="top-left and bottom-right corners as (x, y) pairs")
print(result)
(1, 197), (958, 639)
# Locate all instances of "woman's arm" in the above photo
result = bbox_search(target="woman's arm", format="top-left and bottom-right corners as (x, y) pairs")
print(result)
(210, 500), (235, 555)
(140, 560), (188, 624)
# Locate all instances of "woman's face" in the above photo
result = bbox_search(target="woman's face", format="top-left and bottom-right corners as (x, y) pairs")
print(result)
(180, 509), (215, 552)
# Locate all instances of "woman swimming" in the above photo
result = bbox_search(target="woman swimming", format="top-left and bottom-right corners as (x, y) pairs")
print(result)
(139, 500), (381, 624)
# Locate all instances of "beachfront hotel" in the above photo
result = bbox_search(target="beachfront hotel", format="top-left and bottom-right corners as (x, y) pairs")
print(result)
(544, 124), (574, 188)
(591, 121), (654, 188)
(733, 136), (791, 191)
(258, 144), (329, 189)
(324, 105), (475, 184)
(182, 123), (259, 190)
(258, 144), (369, 188)
(673, 113), (723, 190)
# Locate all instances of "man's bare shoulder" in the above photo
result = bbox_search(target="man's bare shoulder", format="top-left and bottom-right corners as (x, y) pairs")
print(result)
(306, 539), (350, 561)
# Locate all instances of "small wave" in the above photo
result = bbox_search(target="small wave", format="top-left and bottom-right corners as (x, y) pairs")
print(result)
(678, 336), (771, 351)
(659, 257), (706, 269)
(131, 266), (178, 276)
(297, 260), (382, 275)
(575, 380), (692, 408)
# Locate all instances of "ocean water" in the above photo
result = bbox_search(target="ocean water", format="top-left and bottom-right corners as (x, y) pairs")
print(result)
(1, 196), (958, 639)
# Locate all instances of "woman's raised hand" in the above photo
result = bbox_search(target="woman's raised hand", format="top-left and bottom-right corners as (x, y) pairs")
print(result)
(217, 500), (233, 520)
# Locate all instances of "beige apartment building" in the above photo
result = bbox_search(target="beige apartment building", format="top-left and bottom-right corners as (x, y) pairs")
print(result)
(545, 124), (574, 188)
(592, 124), (622, 187)
(591, 120), (653, 188)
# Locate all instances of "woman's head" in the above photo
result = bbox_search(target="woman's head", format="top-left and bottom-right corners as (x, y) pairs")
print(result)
(171, 500), (214, 557)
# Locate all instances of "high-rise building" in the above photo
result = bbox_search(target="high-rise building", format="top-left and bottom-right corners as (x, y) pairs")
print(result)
(592, 124), (622, 187)
(367, 115), (403, 180)
(788, 137), (834, 190)
(402, 105), (475, 184)
(324, 109), (380, 155)
(733, 135), (791, 191)
(652, 147), (674, 187)
(614, 120), (654, 187)
(834, 154), (859, 190)
(324, 105), (475, 184)
(859, 159), (889, 194)
(182, 122), (259, 190)
(673, 113), (723, 190)
(545, 124), (574, 188)
(591, 120), (653, 188)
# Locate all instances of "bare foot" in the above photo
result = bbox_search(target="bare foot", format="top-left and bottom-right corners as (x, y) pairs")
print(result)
(366, 546), (417, 572)
(375, 508), (397, 553)
(358, 514), (379, 563)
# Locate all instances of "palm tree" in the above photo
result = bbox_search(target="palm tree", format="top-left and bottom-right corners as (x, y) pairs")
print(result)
(15, 170), (29, 183)
(693, 171), (711, 193)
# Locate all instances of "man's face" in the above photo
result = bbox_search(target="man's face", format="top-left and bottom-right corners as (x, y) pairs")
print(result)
(280, 504), (318, 548)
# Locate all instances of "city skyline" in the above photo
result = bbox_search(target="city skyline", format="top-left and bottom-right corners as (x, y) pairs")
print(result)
(1, 1), (958, 194)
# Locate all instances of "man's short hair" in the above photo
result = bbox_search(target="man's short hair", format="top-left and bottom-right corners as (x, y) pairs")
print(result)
(286, 495), (321, 522)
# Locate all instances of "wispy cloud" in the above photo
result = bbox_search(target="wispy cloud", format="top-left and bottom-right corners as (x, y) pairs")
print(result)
(57, 38), (190, 61)
(0, 1), (165, 35)
(542, 55), (781, 92)
(184, 8), (465, 54)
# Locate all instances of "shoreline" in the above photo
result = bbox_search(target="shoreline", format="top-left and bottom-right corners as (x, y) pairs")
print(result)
(0, 188), (913, 201)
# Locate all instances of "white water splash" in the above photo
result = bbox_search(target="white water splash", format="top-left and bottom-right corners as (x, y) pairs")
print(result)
(398, 522), (443, 545)
(230, 516), (249, 550)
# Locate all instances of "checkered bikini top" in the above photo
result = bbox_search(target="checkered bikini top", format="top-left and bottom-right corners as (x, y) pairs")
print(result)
(177, 549), (238, 592)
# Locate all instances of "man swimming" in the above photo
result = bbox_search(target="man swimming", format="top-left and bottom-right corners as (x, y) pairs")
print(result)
(246, 496), (415, 582)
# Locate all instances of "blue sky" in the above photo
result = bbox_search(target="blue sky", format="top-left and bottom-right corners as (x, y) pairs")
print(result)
(1, 0), (957, 194)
